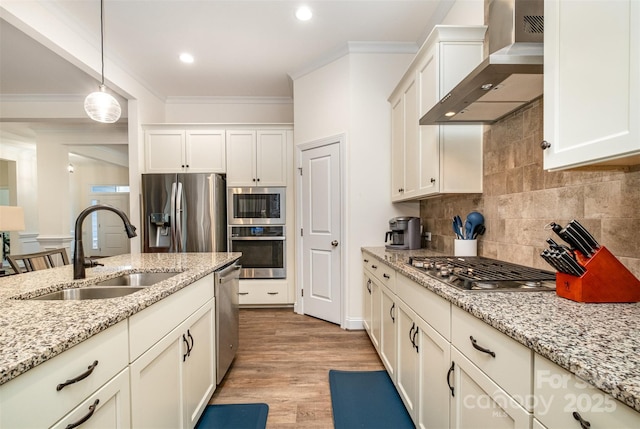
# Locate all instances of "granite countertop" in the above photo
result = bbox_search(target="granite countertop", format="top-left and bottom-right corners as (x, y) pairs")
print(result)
(362, 246), (640, 413)
(0, 252), (240, 386)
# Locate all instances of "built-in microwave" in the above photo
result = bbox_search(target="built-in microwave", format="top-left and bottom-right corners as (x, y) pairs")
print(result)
(227, 187), (285, 225)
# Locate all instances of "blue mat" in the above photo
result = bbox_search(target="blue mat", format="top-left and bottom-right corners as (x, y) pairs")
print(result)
(195, 403), (269, 429)
(329, 370), (414, 429)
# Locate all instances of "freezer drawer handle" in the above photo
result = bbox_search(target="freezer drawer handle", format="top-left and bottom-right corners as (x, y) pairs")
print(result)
(65, 399), (99, 429)
(56, 360), (99, 391)
(470, 336), (496, 358)
(447, 362), (455, 397)
(572, 412), (591, 429)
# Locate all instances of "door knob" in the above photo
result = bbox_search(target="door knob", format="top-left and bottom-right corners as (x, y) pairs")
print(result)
(331, 240), (339, 247)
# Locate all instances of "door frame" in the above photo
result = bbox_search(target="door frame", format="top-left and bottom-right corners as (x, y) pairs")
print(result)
(295, 133), (347, 327)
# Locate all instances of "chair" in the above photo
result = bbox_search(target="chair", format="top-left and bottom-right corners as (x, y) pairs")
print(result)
(7, 248), (70, 273)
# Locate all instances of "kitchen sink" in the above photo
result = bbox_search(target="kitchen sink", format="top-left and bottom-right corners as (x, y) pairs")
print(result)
(30, 286), (146, 300)
(93, 272), (180, 287)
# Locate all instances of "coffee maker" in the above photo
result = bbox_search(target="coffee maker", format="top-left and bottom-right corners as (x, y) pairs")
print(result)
(385, 217), (421, 250)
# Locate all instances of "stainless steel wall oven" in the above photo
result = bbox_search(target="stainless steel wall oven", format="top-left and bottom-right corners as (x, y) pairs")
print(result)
(229, 226), (286, 279)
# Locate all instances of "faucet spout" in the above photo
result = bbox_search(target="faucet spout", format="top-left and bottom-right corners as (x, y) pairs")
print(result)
(73, 204), (137, 279)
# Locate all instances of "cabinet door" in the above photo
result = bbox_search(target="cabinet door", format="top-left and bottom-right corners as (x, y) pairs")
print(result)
(52, 369), (131, 429)
(417, 43), (439, 195)
(380, 285), (397, 381)
(417, 318), (450, 429)
(403, 77), (420, 199)
(363, 272), (373, 335)
(145, 130), (186, 173)
(390, 95), (405, 200)
(226, 130), (257, 186)
(543, 0), (640, 169)
(130, 327), (184, 428)
(183, 301), (216, 428)
(396, 300), (419, 423)
(370, 277), (382, 351)
(186, 130), (226, 173)
(450, 348), (531, 429)
(256, 130), (287, 186)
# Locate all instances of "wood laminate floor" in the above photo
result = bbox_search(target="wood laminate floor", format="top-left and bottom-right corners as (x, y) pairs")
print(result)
(209, 308), (384, 428)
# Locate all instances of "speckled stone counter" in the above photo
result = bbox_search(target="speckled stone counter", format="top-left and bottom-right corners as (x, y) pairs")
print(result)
(0, 252), (240, 386)
(362, 246), (640, 413)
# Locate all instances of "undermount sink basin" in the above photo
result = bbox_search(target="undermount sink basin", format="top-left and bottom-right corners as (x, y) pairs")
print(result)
(93, 272), (180, 287)
(30, 286), (146, 301)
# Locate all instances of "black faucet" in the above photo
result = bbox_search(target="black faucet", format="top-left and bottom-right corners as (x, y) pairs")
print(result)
(73, 204), (137, 279)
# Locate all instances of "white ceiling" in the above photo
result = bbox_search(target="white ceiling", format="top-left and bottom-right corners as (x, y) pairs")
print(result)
(0, 1), (454, 101)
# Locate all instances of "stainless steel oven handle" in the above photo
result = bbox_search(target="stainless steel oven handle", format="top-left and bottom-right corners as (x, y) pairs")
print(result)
(230, 236), (286, 241)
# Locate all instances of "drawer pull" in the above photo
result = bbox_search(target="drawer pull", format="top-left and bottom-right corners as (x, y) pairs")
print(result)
(239, 292), (249, 295)
(65, 398), (99, 429)
(470, 336), (496, 358)
(364, 259), (369, 263)
(383, 273), (390, 279)
(371, 264), (378, 269)
(572, 411), (591, 429)
(56, 360), (99, 391)
(267, 292), (279, 295)
(447, 362), (455, 397)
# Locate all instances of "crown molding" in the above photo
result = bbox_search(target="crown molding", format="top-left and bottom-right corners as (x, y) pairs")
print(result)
(165, 96), (293, 105)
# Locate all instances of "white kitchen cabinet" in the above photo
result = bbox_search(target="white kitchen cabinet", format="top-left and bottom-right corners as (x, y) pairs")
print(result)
(450, 347), (531, 429)
(226, 129), (288, 186)
(389, 26), (485, 202)
(238, 279), (289, 305)
(543, 0), (640, 170)
(380, 284), (397, 381)
(0, 321), (129, 428)
(534, 354), (640, 429)
(52, 369), (131, 429)
(363, 270), (373, 335)
(145, 128), (226, 173)
(396, 299), (420, 420)
(130, 299), (215, 429)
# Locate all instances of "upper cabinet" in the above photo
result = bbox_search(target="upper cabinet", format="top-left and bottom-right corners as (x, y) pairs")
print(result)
(543, 0), (640, 170)
(226, 130), (288, 187)
(144, 128), (226, 173)
(389, 26), (486, 202)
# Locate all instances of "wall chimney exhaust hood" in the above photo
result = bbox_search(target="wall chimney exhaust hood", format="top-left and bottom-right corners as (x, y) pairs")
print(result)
(420, 0), (544, 125)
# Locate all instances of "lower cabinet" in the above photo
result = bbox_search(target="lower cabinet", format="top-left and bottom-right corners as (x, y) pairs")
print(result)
(238, 279), (289, 305)
(380, 284), (397, 381)
(52, 369), (131, 429)
(130, 299), (215, 429)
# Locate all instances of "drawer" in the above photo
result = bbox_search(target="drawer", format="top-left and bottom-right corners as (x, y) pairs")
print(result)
(0, 321), (128, 429)
(396, 272), (450, 339)
(239, 280), (289, 304)
(534, 354), (640, 429)
(451, 305), (532, 410)
(362, 255), (396, 292)
(129, 274), (213, 361)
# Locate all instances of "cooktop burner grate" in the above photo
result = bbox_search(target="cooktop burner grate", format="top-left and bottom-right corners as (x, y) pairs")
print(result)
(407, 256), (556, 291)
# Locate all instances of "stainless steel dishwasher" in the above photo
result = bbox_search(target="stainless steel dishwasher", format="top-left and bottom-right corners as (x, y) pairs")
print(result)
(214, 261), (241, 384)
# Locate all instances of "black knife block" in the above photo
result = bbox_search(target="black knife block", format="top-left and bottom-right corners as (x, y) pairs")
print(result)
(556, 246), (640, 303)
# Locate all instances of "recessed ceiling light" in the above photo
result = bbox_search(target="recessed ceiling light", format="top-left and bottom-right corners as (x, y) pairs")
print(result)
(295, 6), (313, 21)
(179, 53), (194, 64)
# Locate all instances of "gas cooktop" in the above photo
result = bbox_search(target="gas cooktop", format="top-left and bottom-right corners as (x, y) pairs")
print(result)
(407, 256), (556, 292)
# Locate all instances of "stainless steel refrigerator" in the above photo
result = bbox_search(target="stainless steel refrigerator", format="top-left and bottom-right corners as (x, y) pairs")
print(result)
(142, 173), (226, 253)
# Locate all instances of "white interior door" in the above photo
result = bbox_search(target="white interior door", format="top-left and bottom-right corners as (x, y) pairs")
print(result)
(300, 140), (342, 325)
(88, 194), (131, 257)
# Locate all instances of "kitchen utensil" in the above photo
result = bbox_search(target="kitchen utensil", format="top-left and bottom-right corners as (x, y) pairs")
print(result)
(472, 224), (486, 239)
(568, 219), (599, 251)
(453, 216), (464, 239)
(465, 211), (484, 240)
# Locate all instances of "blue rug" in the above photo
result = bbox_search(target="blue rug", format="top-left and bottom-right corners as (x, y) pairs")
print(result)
(329, 370), (414, 429)
(195, 403), (269, 429)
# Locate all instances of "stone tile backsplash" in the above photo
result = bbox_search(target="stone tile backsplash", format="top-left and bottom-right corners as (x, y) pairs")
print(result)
(420, 98), (640, 277)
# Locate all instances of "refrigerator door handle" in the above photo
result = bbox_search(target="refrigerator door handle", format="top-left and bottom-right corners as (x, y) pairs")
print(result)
(170, 182), (178, 252)
(175, 181), (184, 252)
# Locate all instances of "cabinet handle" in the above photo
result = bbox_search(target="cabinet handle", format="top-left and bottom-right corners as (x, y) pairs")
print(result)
(470, 336), (496, 358)
(540, 140), (551, 150)
(390, 303), (395, 323)
(572, 411), (591, 429)
(366, 279), (372, 293)
(371, 264), (378, 269)
(398, 188), (404, 193)
(447, 362), (455, 397)
(187, 329), (194, 356)
(65, 399), (99, 429)
(239, 292), (249, 295)
(252, 178), (256, 182)
(412, 326), (419, 353)
(364, 259), (369, 263)
(56, 360), (99, 391)
(430, 178), (436, 183)
(383, 273), (390, 279)
(267, 291), (279, 295)
(409, 322), (415, 345)
(182, 334), (190, 362)
(256, 178), (260, 182)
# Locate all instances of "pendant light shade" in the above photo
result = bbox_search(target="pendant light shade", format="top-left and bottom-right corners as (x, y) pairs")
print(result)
(85, 85), (121, 123)
(85, 0), (121, 123)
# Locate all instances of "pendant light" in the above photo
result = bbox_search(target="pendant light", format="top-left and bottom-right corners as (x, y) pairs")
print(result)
(84, 0), (121, 123)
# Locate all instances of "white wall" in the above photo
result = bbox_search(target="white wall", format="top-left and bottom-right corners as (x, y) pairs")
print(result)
(165, 98), (293, 123)
(441, 0), (484, 25)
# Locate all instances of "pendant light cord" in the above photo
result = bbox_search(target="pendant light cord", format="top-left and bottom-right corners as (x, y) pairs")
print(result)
(100, 0), (105, 86)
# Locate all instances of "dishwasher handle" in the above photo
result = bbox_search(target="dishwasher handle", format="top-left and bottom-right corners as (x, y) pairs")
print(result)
(217, 263), (241, 283)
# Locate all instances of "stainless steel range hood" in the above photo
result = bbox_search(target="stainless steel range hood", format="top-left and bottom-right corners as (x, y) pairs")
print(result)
(420, 0), (544, 125)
